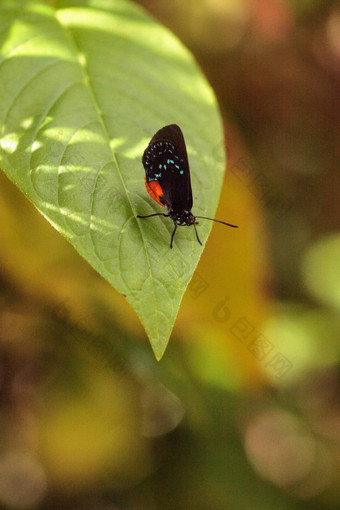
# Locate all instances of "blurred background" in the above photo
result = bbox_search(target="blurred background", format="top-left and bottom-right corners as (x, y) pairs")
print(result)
(1, 0), (340, 508)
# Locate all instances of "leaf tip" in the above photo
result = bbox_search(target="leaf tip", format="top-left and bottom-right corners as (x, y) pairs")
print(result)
(153, 347), (166, 362)
(151, 340), (168, 361)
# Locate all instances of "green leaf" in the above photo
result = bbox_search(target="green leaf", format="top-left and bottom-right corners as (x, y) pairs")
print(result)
(0, 0), (225, 359)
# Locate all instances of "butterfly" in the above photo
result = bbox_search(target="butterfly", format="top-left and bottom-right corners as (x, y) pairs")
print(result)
(137, 124), (238, 248)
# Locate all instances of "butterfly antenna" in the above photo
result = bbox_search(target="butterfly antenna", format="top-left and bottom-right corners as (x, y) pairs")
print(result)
(195, 216), (238, 228)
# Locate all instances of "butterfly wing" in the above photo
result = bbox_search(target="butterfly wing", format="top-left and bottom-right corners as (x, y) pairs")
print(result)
(142, 124), (193, 213)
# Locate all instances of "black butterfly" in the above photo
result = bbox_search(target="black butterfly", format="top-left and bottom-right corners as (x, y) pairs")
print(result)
(137, 124), (238, 247)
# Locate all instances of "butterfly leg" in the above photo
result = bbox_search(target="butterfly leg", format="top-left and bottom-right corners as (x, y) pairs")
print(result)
(193, 223), (202, 246)
(137, 213), (169, 219)
(170, 223), (178, 248)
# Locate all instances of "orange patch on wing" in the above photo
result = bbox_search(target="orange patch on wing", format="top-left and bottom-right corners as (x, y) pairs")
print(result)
(144, 177), (164, 207)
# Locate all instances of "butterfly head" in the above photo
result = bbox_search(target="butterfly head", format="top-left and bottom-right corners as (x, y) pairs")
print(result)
(169, 210), (197, 227)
